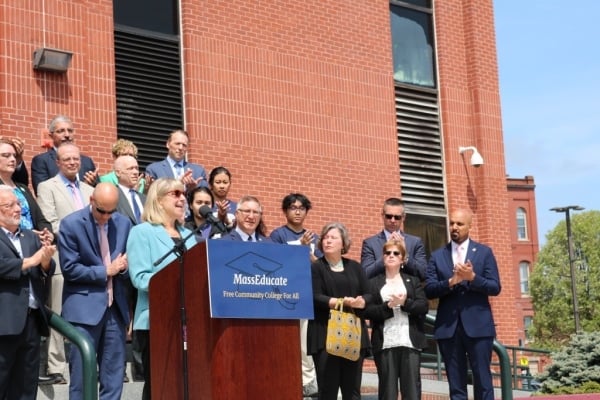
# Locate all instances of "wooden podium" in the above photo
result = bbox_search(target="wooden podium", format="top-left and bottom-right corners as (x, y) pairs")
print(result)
(148, 241), (302, 399)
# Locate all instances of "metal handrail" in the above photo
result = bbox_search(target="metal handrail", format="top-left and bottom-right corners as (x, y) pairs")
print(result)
(424, 314), (513, 400)
(48, 310), (98, 400)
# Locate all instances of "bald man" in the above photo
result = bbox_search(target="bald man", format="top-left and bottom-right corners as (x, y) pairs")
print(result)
(58, 183), (132, 400)
(424, 209), (501, 400)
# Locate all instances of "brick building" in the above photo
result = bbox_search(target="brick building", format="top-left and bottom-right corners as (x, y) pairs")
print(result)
(1, 0), (522, 344)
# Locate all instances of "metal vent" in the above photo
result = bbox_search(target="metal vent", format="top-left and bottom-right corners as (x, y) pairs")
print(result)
(114, 26), (183, 169)
(395, 83), (445, 215)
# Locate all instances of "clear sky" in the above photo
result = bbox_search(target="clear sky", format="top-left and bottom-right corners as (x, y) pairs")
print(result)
(494, 1), (600, 245)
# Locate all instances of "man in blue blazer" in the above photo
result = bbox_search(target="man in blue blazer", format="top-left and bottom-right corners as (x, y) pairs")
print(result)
(58, 183), (132, 400)
(145, 129), (208, 189)
(425, 209), (501, 400)
(31, 115), (97, 194)
(220, 195), (270, 242)
(361, 198), (427, 279)
(0, 186), (56, 400)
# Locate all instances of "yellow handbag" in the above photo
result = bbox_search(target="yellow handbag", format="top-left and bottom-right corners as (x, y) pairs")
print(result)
(326, 298), (361, 361)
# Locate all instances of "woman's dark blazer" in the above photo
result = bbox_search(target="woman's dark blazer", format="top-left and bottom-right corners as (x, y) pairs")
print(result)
(307, 257), (372, 355)
(0, 180), (53, 233)
(363, 271), (429, 354)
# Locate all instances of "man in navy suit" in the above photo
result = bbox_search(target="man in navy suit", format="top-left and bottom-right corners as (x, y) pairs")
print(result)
(221, 195), (270, 242)
(361, 197), (427, 279)
(58, 183), (132, 400)
(0, 185), (56, 400)
(31, 115), (97, 194)
(425, 209), (501, 400)
(145, 129), (208, 189)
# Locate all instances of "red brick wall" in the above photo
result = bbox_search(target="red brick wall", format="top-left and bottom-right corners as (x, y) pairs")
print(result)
(435, 0), (518, 345)
(1, 0), (521, 344)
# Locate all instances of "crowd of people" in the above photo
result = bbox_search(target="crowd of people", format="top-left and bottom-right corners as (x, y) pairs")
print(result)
(0, 115), (502, 400)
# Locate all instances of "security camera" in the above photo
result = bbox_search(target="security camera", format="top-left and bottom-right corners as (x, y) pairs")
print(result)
(458, 146), (484, 168)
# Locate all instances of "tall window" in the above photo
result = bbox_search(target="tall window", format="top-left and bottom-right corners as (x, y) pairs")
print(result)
(390, 1), (435, 87)
(523, 316), (533, 340)
(519, 261), (530, 294)
(516, 207), (528, 240)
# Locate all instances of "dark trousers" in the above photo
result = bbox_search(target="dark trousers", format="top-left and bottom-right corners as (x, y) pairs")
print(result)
(312, 349), (364, 400)
(374, 346), (421, 400)
(438, 323), (494, 400)
(136, 330), (151, 400)
(0, 310), (42, 400)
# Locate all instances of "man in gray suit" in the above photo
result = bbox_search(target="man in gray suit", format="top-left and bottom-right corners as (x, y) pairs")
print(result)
(36, 143), (94, 385)
(360, 197), (427, 280)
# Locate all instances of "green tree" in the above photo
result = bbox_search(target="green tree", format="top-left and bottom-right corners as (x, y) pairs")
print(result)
(530, 210), (600, 348)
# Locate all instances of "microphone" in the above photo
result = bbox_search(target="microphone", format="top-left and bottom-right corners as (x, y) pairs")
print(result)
(199, 205), (228, 234)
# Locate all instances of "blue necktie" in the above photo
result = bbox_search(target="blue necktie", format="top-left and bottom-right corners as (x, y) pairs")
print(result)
(129, 189), (141, 223)
(174, 162), (183, 178)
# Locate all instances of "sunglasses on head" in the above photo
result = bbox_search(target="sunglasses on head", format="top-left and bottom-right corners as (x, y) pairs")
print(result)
(384, 250), (401, 256)
(384, 214), (403, 221)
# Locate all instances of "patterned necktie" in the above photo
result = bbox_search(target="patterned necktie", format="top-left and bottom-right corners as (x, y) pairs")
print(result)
(99, 224), (113, 307)
(69, 182), (84, 210)
(174, 162), (183, 178)
(129, 189), (142, 223)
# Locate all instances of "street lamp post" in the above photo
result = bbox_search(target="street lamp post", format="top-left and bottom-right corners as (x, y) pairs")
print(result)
(550, 205), (585, 333)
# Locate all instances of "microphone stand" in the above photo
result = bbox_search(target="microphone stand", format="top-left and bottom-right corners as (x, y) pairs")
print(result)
(152, 227), (197, 400)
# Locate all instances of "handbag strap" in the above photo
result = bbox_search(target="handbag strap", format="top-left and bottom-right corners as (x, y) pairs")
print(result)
(335, 298), (344, 312)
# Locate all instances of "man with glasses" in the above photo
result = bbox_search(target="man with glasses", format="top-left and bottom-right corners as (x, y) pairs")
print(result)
(36, 142), (95, 385)
(31, 115), (98, 194)
(360, 197), (427, 280)
(269, 193), (320, 399)
(220, 195), (270, 242)
(58, 183), (132, 400)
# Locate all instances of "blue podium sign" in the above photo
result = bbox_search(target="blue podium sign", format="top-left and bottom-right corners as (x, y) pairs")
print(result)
(206, 239), (314, 319)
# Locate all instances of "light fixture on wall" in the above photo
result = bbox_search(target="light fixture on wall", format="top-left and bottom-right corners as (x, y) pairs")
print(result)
(32, 48), (72, 73)
(458, 146), (484, 168)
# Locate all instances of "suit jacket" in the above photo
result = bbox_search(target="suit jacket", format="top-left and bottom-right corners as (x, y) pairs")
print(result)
(424, 239), (501, 340)
(116, 188), (146, 225)
(31, 148), (96, 194)
(0, 229), (55, 336)
(36, 175), (94, 234)
(145, 158), (208, 188)
(127, 222), (197, 330)
(361, 230), (427, 280)
(0, 180), (52, 233)
(58, 208), (132, 327)
(363, 271), (428, 354)
(220, 230), (271, 242)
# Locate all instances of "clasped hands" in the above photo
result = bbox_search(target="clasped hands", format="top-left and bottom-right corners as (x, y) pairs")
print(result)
(449, 260), (476, 287)
(107, 253), (128, 276)
(387, 293), (407, 309)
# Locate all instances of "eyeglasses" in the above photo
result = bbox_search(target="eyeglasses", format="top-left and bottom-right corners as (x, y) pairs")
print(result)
(288, 206), (306, 213)
(54, 128), (74, 134)
(384, 251), (401, 256)
(95, 206), (117, 215)
(166, 190), (185, 198)
(0, 153), (16, 159)
(384, 214), (403, 221)
(238, 209), (262, 216)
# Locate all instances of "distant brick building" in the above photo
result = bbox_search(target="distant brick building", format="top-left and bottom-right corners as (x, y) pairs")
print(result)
(1, 0), (525, 344)
(507, 175), (539, 345)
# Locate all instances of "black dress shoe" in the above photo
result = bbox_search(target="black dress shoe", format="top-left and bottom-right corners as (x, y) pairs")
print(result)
(38, 373), (67, 385)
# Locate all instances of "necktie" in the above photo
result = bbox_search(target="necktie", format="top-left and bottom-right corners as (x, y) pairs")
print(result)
(99, 224), (113, 307)
(457, 245), (465, 264)
(129, 189), (142, 223)
(174, 162), (183, 178)
(69, 182), (84, 210)
(247, 235), (254, 242)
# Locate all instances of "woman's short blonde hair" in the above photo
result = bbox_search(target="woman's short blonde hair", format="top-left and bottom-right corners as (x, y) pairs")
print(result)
(142, 178), (184, 225)
(111, 139), (138, 158)
(383, 239), (407, 259)
(317, 222), (352, 255)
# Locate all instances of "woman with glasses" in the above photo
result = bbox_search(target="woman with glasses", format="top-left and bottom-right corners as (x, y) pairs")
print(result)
(126, 178), (198, 400)
(307, 222), (371, 400)
(363, 240), (428, 400)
